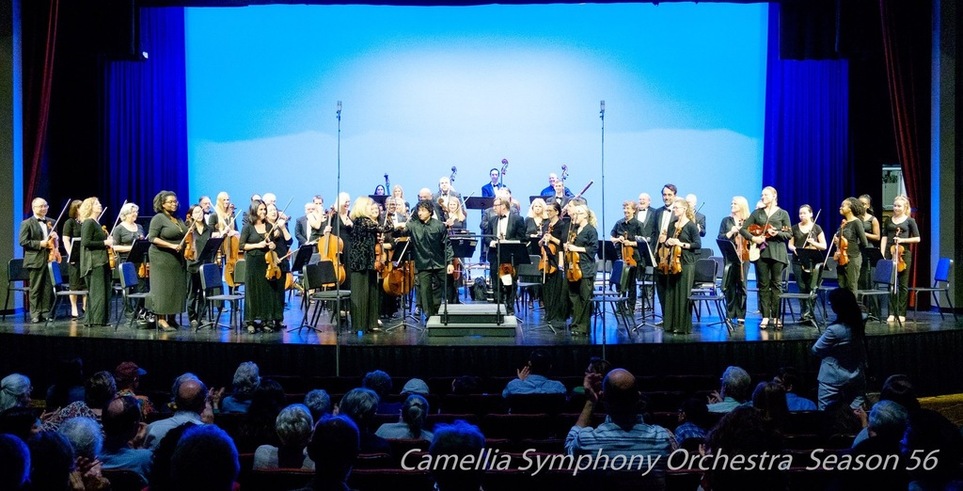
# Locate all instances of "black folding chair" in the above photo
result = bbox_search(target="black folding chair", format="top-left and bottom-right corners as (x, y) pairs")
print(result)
(47, 261), (88, 325)
(116, 262), (151, 330)
(199, 263), (244, 332)
(3, 258), (30, 320)
(301, 262), (351, 332)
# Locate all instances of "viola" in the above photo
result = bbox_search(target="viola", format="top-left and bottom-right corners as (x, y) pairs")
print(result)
(318, 207), (346, 287)
(566, 229), (582, 283)
(137, 262), (149, 279)
(452, 257), (463, 281)
(265, 248), (282, 281)
(657, 225), (683, 275)
(621, 231), (637, 268)
(183, 221), (197, 261)
(891, 228), (907, 273)
(834, 220), (850, 267)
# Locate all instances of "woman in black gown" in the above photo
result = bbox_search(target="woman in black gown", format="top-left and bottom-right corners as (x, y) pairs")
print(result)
(78, 197), (114, 326)
(239, 200), (284, 333)
(61, 199), (84, 318)
(147, 190), (188, 331)
(266, 202), (293, 324)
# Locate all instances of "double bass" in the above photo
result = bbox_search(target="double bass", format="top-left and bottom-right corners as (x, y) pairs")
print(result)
(318, 207), (346, 287)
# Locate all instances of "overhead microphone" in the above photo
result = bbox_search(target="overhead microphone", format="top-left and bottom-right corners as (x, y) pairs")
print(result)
(599, 100), (605, 119)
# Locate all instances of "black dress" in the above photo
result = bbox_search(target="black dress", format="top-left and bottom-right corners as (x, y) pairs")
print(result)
(62, 218), (84, 291)
(147, 213), (188, 315)
(80, 218), (111, 325)
(239, 222), (283, 323)
(663, 220), (701, 334)
(542, 219), (570, 324)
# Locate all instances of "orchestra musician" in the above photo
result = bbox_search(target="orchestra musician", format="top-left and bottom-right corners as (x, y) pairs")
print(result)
(857, 194), (882, 320)
(788, 204), (827, 322)
(391, 185), (411, 216)
(635, 193), (658, 254)
(239, 199), (283, 333)
(488, 195), (526, 316)
(347, 196), (390, 332)
(442, 197), (467, 231)
(651, 184), (678, 319)
(481, 168), (503, 198)
(545, 179), (570, 210)
(611, 200), (644, 316)
(739, 186), (792, 329)
(306, 196), (328, 244)
(434, 176), (460, 203)
(540, 172), (573, 197)
(199, 195), (214, 221)
(685, 194), (707, 238)
(185, 204), (215, 329)
(835, 197), (869, 294)
(719, 196), (751, 323)
(18, 197), (56, 323)
(525, 199), (547, 257)
(663, 198), (701, 335)
(295, 202), (316, 248)
(111, 203), (148, 302)
(210, 192), (240, 240)
(564, 204), (597, 336)
(147, 191), (188, 332)
(333, 192), (354, 288)
(880, 195), (920, 323)
(266, 204), (293, 316)
(541, 202), (570, 327)
(401, 200), (455, 319)
(373, 184), (387, 196)
(78, 197), (114, 326)
(61, 199), (85, 318)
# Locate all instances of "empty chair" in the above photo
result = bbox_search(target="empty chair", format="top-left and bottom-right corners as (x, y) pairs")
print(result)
(116, 262), (151, 329)
(199, 263), (244, 331)
(909, 257), (957, 321)
(3, 258), (30, 321)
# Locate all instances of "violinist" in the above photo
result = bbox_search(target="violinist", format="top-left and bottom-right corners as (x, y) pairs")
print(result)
(391, 185), (411, 217)
(78, 197), (114, 326)
(401, 200), (454, 319)
(332, 192), (355, 288)
(685, 194), (707, 238)
(61, 199), (85, 318)
(563, 204), (597, 336)
(148, 191), (188, 331)
(540, 202), (570, 328)
(834, 197), (869, 294)
(525, 199), (547, 257)
(788, 205), (827, 322)
(111, 203), (148, 306)
(611, 200), (644, 316)
(346, 196), (392, 332)
(239, 199), (282, 333)
(540, 172), (573, 197)
(718, 196), (750, 323)
(443, 197), (468, 304)
(210, 192), (239, 238)
(879, 195), (920, 323)
(487, 196), (526, 316)
(185, 204), (215, 329)
(18, 197), (56, 323)
(635, 193), (658, 253)
(857, 194), (882, 320)
(651, 184), (678, 317)
(295, 202), (316, 248)
(663, 198), (701, 335)
(266, 203), (293, 321)
(739, 186), (792, 329)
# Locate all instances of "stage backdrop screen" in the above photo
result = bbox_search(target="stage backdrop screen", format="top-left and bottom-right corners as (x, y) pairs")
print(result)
(186, 3), (767, 255)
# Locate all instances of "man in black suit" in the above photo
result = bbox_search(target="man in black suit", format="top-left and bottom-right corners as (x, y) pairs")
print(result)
(294, 202), (315, 248)
(649, 184), (678, 321)
(18, 197), (55, 323)
(487, 196), (526, 315)
(481, 168), (503, 198)
(635, 192), (658, 256)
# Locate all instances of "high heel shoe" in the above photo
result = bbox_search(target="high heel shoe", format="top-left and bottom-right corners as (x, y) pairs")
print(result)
(759, 318), (769, 329)
(157, 320), (176, 332)
(247, 323), (257, 334)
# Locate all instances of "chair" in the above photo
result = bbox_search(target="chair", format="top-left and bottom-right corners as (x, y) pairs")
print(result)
(116, 262), (151, 330)
(231, 259), (247, 295)
(816, 256), (839, 312)
(592, 260), (632, 329)
(909, 257), (957, 321)
(515, 262), (542, 317)
(855, 259), (899, 327)
(47, 261), (88, 325)
(779, 263), (825, 331)
(199, 263), (245, 332)
(3, 258), (30, 320)
(688, 258), (733, 334)
(302, 262), (351, 331)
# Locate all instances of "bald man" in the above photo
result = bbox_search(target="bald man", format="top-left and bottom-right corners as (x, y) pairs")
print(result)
(143, 374), (214, 451)
(18, 197), (56, 322)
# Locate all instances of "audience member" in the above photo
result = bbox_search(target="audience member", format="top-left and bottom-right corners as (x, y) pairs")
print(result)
(674, 398), (710, 449)
(293, 415), (360, 491)
(772, 366), (817, 411)
(703, 406), (785, 490)
(147, 422), (196, 491)
(235, 378), (286, 452)
(339, 388), (391, 455)
(376, 394), (433, 441)
(707, 366), (751, 413)
(113, 361), (155, 418)
(502, 349), (567, 397)
(0, 433), (30, 490)
(0, 374), (32, 413)
(450, 376), (481, 395)
(362, 369), (401, 415)
(853, 373), (921, 446)
(400, 378), (430, 397)
(430, 420), (486, 491)
(100, 395), (152, 481)
(45, 357), (85, 411)
(751, 381), (789, 431)
(41, 370), (116, 431)
(144, 374), (210, 450)
(0, 407), (40, 442)
(833, 400), (910, 491)
(220, 361), (260, 414)
(254, 403), (315, 471)
(571, 357), (613, 397)
(27, 430), (75, 491)
(304, 389), (332, 422)
(59, 416), (111, 490)
(170, 424), (240, 491)
(565, 368), (677, 486)
(812, 288), (867, 410)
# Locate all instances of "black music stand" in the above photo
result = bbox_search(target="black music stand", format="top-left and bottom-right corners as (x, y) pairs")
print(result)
(290, 245), (319, 331)
(597, 240), (618, 261)
(384, 239), (420, 332)
(369, 195), (388, 206)
(528, 195), (545, 204)
(449, 235), (477, 305)
(633, 235), (662, 331)
(464, 197), (494, 211)
(67, 239), (81, 265)
(492, 240), (529, 325)
(197, 237), (224, 265)
(126, 239), (150, 265)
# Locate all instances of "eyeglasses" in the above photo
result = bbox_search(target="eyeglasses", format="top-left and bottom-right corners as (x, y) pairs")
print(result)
(165, 200), (178, 205)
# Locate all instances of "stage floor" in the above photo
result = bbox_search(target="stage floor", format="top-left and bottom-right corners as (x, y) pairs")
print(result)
(2, 293), (961, 397)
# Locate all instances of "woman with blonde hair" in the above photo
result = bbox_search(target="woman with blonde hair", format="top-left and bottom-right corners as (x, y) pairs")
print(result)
(525, 198), (547, 257)
(664, 198), (701, 334)
(78, 197), (114, 326)
(564, 204), (597, 336)
(348, 196), (391, 332)
(719, 196), (750, 322)
(880, 195), (920, 323)
(740, 186), (792, 329)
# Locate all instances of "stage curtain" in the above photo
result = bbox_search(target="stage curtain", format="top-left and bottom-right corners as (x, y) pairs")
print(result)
(21, 0), (60, 211)
(878, 0), (930, 299)
(101, 8), (189, 211)
(763, 4), (850, 230)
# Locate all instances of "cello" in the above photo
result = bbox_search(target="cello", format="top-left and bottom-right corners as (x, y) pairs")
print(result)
(222, 205), (241, 287)
(318, 207), (345, 287)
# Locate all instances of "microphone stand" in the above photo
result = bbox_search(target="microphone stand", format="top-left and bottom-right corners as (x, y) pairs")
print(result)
(599, 99), (608, 357)
(335, 101), (342, 377)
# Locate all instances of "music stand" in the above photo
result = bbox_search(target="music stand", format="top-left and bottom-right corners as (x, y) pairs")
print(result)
(67, 239), (81, 265)
(633, 235), (662, 331)
(464, 197), (494, 211)
(596, 240), (618, 261)
(369, 195), (388, 206)
(126, 239), (150, 265)
(384, 239), (421, 332)
(449, 235), (477, 305)
(291, 245), (319, 331)
(197, 237), (224, 264)
(528, 195), (545, 204)
(492, 240), (529, 325)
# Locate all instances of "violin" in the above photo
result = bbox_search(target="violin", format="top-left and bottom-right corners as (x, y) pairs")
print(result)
(733, 218), (749, 263)
(747, 222), (789, 262)
(621, 231), (637, 268)
(657, 225), (683, 275)
(183, 224), (196, 262)
(539, 223), (558, 277)
(566, 229), (582, 282)
(318, 207), (346, 287)
(833, 220), (850, 267)
(103, 225), (118, 269)
(46, 200), (69, 264)
(452, 257), (462, 281)
(891, 228), (907, 273)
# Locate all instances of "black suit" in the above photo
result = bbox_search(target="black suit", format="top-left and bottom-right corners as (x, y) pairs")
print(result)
(294, 216), (310, 248)
(694, 211), (707, 238)
(650, 205), (677, 316)
(487, 212), (526, 314)
(18, 217), (54, 319)
(635, 208), (658, 255)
